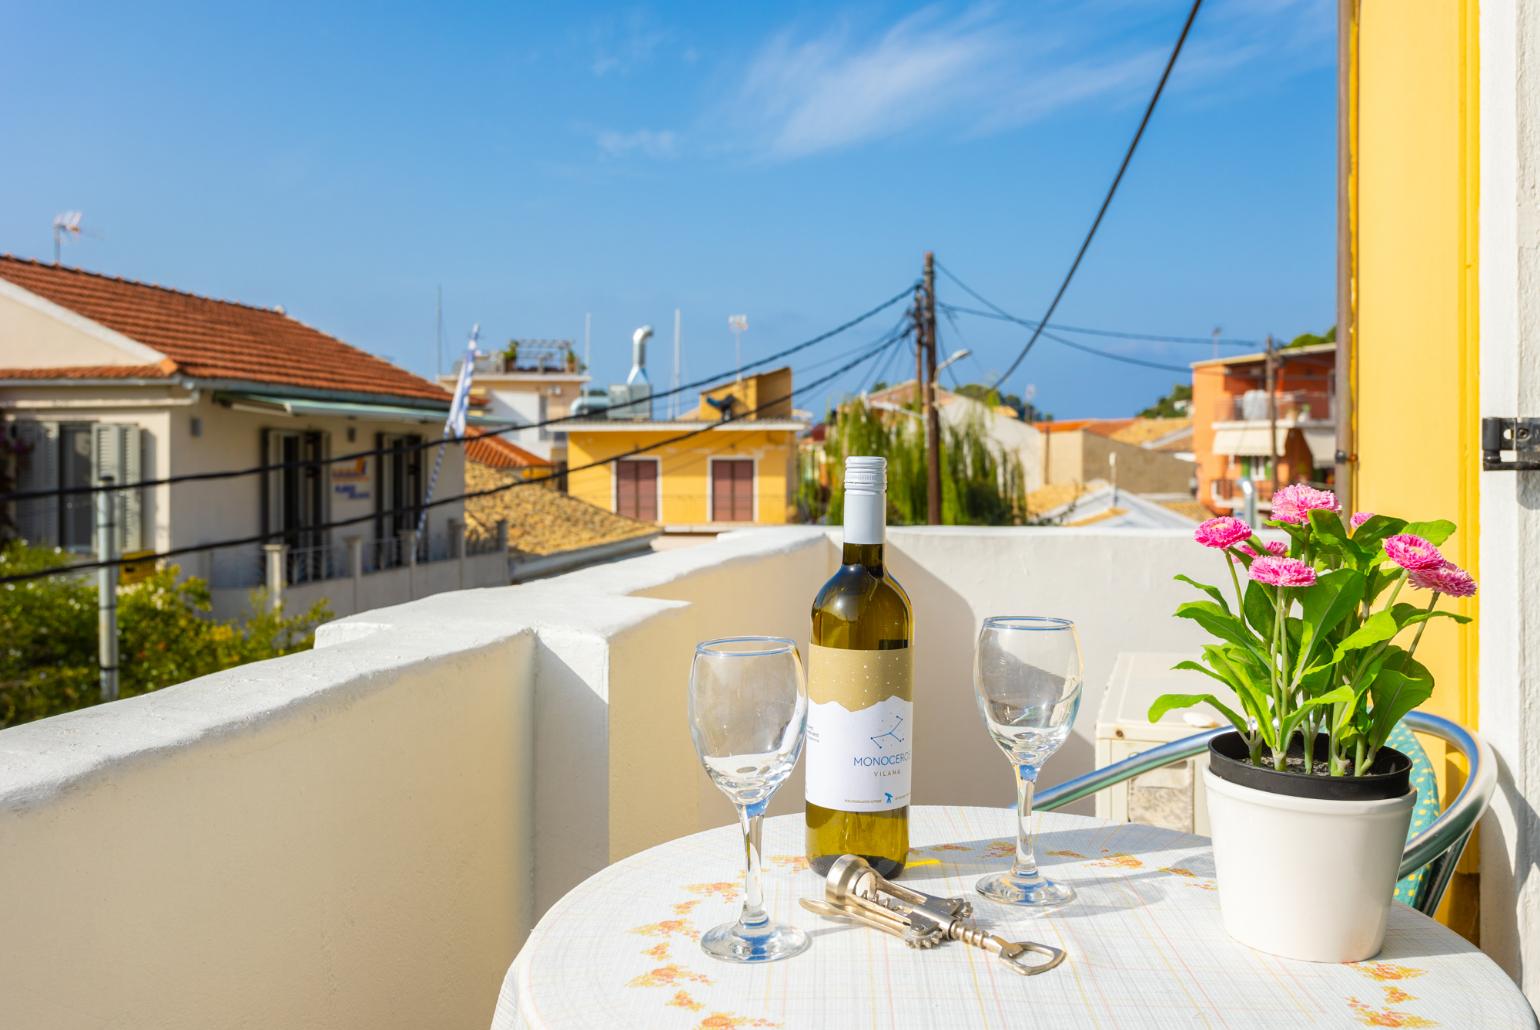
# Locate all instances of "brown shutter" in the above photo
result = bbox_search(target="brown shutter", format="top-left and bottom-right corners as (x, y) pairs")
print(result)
(617, 460), (657, 521)
(712, 459), (754, 522)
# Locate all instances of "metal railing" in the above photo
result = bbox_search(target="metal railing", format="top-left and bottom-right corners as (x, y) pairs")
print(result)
(461, 340), (580, 376)
(1215, 390), (1334, 423)
(1035, 711), (1495, 917)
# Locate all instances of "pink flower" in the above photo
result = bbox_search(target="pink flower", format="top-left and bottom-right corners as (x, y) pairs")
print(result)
(1271, 483), (1342, 525)
(1350, 511), (1374, 530)
(1409, 560), (1477, 598)
(1248, 556), (1318, 588)
(1195, 517), (1253, 549)
(1384, 534), (1444, 572)
(1238, 540), (1289, 558)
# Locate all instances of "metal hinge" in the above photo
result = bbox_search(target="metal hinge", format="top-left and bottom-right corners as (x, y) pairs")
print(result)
(1482, 417), (1540, 471)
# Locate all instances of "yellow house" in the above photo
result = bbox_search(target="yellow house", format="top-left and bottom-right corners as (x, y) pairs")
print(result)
(1349, 0), (1540, 978)
(564, 367), (803, 525)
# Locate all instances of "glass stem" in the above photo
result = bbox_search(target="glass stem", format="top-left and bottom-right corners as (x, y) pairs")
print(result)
(736, 802), (769, 934)
(1012, 765), (1041, 881)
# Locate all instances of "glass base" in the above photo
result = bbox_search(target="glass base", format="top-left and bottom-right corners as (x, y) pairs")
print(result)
(975, 870), (1076, 911)
(700, 921), (810, 964)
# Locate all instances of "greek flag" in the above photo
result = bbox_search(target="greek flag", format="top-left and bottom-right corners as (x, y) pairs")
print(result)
(445, 324), (479, 439)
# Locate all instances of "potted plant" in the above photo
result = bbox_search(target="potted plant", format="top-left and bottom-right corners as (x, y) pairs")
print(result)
(1151, 484), (1476, 962)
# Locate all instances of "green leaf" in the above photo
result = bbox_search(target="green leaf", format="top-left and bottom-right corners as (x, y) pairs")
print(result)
(1174, 574), (1230, 612)
(1279, 685), (1357, 741)
(1389, 602), (1472, 629)
(1401, 519), (1457, 546)
(1174, 600), (1266, 659)
(1148, 692), (1249, 735)
(1295, 569), (1365, 675)
(1367, 668), (1434, 754)
(1202, 647), (1276, 744)
(1333, 609), (1400, 661)
(1242, 580), (1276, 640)
(1350, 515), (1407, 556)
(1307, 509), (1363, 564)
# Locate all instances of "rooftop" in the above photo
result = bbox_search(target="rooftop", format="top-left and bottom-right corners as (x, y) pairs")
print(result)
(0, 255), (449, 404)
(1189, 341), (1336, 369)
(464, 463), (655, 556)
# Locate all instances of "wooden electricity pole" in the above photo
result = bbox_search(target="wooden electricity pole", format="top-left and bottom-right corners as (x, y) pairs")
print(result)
(1265, 333), (1280, 495)
(922, 252), (941, 524)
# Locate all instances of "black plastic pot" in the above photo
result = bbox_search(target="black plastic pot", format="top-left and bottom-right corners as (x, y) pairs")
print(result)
(1207, 731), (1411, 801)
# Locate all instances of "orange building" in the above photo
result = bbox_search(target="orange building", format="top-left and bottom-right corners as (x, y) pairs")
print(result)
(1190, 343), (1336, 515)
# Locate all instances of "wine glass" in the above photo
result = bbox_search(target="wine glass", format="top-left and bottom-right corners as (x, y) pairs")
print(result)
(973, 616), (1084, 910)
(688, 636), (811, 963)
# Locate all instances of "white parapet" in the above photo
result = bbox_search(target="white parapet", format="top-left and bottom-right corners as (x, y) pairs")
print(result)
(0, 524), (1208, 1029)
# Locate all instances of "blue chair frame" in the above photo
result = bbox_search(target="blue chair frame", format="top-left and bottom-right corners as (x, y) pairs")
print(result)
(1034, 711), (1496, 917)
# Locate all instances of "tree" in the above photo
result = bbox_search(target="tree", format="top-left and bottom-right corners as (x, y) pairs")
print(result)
(802, 400), (1026, 526)
(1138, 383), (1193, 418)
(0, 543), (330, 728)
(1284, 325), (1335, 349)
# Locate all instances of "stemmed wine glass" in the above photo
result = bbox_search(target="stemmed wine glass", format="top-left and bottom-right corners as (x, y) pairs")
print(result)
(973, 616), (1084, 910)
(688, 636), (811, 963)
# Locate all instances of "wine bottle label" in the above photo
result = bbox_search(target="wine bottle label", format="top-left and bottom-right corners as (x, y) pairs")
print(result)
(805, 643), (913, 812)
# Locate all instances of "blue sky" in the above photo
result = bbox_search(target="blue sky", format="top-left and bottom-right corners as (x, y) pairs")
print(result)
(1, 0), (1335, 418)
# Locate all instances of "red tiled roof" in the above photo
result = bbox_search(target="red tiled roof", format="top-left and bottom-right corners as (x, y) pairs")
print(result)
(0, 363), (175, 380)
(464, 427), (553, 470)
(0, 255), (449, 404)
(1033, 418), (1135, 436)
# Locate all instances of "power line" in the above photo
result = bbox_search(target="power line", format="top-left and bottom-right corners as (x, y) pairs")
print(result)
(937, 297), (1257, 347)
(942, 302), (1192, 373)
(974, 0), (1204, 390)
(1, 284), (917, 505)
(0, 331), (900, 587)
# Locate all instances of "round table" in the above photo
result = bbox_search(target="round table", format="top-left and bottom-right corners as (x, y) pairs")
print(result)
(491, 806), (1534, 1029)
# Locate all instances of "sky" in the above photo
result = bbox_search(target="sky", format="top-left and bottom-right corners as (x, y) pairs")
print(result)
(0, 0), (1336, 419)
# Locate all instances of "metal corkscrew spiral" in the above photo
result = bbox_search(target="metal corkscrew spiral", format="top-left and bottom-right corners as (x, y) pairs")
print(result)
(798, 855), (1066, 976)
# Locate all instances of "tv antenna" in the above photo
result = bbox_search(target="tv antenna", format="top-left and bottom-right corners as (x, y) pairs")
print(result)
(52, 211), (83, 265)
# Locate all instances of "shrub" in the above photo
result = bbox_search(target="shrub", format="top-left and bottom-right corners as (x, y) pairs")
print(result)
(0, 543), (330, 728)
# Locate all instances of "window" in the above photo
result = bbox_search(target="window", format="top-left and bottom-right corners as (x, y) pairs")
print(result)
(262, 430), (328, 549)
(8, 420), (145, 553)
(374, 433), (424, 564)
(710, 458), (755, 522)
(615, 459), (658, 521)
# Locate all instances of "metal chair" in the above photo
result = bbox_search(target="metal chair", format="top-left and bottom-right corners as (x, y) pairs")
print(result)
(1035, 711), (1496, 917)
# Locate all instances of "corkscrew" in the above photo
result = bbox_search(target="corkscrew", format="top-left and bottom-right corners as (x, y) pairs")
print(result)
(798, 855), (1066, 976)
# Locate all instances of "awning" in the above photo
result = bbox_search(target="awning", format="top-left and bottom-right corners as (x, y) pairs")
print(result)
(1211, 425), (1289, 456)
(218, 392), (498, 426)
(1302, 427), (1336, 468)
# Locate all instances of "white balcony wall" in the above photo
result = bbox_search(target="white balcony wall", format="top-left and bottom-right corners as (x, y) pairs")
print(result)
(0, 526), (1208, 1030)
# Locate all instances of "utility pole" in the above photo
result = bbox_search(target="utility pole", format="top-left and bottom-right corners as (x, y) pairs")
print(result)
(1211, 325), (1221, 362)
(1265, 333), (1280, 497)
(96, 475), (119, 701)
(435, 285), (443, 378)
(672, 308), (682, 419)
(913, 284), (927, 408)
(922, 252), (941, 525)
(583, 312), (592, 375)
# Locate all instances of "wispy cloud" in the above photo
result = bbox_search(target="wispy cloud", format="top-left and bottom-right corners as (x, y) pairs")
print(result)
(716, 1), (1332, 161)
(596, 128), (679, 159)
(589, 11), (668, 77)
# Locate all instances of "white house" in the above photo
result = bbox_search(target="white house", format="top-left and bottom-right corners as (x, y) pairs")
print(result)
(437, 340), (588, 466)
(0, 255), (505, 617)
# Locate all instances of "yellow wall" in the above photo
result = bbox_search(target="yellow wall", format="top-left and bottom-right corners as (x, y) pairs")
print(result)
(567, 428), (795, 524)
(1351, 0), (1480, 932)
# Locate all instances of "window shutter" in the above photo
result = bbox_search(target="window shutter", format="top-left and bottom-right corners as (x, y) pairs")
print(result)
(121, 426), (144, 552)
(12, 421), (58, 545)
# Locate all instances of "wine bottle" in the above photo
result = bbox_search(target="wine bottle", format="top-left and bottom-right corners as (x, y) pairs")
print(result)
(805, 455), (913, 878)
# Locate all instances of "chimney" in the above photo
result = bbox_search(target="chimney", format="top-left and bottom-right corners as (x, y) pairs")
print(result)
(628, 325), (652, 386)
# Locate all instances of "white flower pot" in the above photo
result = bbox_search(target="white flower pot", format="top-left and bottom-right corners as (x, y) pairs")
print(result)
(1204, 764), (1415, 963)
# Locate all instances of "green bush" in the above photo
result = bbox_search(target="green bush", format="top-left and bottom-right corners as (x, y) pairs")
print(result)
(0, 544), (330, 728)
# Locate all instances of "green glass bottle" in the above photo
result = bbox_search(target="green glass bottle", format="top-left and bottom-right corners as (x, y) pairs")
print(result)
(805, 455), (913, 878)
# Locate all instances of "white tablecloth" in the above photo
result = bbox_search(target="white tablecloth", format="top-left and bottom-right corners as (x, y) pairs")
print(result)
(492, 806), (1533, 1029)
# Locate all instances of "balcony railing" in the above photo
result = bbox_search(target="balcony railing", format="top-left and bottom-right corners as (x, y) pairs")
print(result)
(1214, 390), (1334, 423)
(460, 339), (581, 376)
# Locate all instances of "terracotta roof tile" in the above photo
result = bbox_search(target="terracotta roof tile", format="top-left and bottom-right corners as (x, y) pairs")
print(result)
(0, 363), (172, 380)
(464, 427), (553, 470)
(0, 255), (449, 404)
